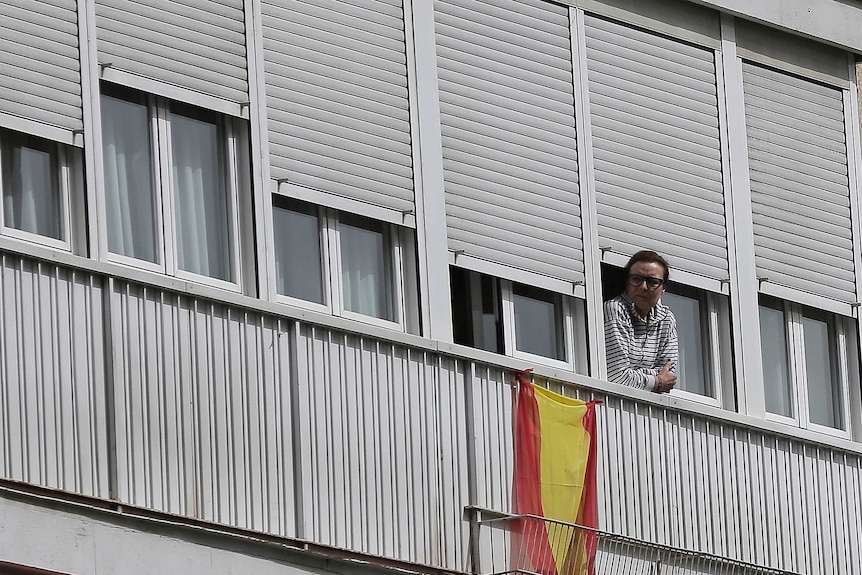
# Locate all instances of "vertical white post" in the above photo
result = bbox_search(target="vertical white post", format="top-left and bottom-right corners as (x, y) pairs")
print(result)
(570, 8), (605, 379)
(78, 0), (104, 260)
(719, 14), (765, 416)
(406, 0), (453, 342)
(843, 57), (862, 440)
(246, 0), (275, 300)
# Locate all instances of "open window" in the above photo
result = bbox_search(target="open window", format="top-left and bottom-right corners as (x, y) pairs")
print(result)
(450, 267), (586, 372)
(602, 263), (734, 405)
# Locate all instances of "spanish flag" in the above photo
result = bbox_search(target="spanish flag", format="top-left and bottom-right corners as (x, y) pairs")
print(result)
(512, 371), (601, 575)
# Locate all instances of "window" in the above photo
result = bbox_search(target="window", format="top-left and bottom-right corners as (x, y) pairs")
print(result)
(0, 128), (80, 251)
(272, 197), (417, 331)
(450, 267), (585, 371)
(602, 264), (733, 404)
(759, 295), (855, 434)
(100, 84), (249, 290)
(661, 285), (733, 405)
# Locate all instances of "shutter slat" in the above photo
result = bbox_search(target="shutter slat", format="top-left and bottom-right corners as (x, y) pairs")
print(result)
(436, 0), (583, 289)
(267, 60), (409, 108)
(746, 115), (846, 158)
(752, 212), (851, 244)
(95, 0), (248, 104)
(748, 149), (848, 189)
(587, 15), (727, 281)
(744, 61), (855, 304)
(0, 0), (82, 134)
(754, 223), (853, 261)
(264, 0), (414, 217)
(748, 162), (849, 205)
(443, 160), (579, 210)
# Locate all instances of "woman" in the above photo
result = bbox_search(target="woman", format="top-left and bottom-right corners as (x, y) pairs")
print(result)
(604, 250), (678, 393)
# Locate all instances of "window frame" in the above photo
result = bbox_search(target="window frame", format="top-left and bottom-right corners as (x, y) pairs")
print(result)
(331, 210), (406, 330)
(502, 280), (578, 372)
(271, 197), (409, 331)
(98, 86), (244, 292)
(451, 268), (586, 373)
(0, 130), (74, 252)
(761, 298), (855, 438)
(661, 285), (732, 408)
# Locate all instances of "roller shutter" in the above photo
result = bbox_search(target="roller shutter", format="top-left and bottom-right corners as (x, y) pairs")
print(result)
(95, 0), (248, 104)
(436, 0), (583, 289)
(743, 62), (855, 304)
(585, 14), (727, 282)
(0, 0), (83, 136)
(263, 0), (414, 217)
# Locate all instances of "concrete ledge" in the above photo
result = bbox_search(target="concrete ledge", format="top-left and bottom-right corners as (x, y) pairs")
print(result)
(688, 0), (862, 53)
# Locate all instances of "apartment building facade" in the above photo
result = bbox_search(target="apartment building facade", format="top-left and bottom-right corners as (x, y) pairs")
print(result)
(1, 0), (862, 573)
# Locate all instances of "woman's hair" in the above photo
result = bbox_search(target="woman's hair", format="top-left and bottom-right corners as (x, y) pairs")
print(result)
(624, 250), (670, 282)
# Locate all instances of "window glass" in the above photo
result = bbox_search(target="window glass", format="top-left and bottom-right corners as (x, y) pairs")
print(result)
(513, 283), (565, 361)
(170, 108), (232, 281)
(273, 201), (324, 304)
(450, 267), (502, 353)
(101, 93), (157, 262)
(1, 131), (60, 239)
(663, 290), (710, 397)
(759, 300), (793, 417)
(802, 311), (843, 429)
(340, 215), (393, 321)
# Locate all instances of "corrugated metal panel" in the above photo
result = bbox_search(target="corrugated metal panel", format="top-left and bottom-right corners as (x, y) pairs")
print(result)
(95, 0), (248, 103)
(0, 254), (107, 497)
(436, 0), (583, 288)
(468, 371), (862, 575)
(585, 14), (727, 281)
(293, 323), (470, 569)
(0, 0), (83, 133)
(110, 282), (296, 537)
(742, 62), (855, 304)
(263, 0), (414, 216)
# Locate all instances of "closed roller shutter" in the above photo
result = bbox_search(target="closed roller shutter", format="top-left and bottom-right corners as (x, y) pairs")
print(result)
(585, 15), (727, 282)
(743, 62), (855, 304)
(263, 0), (414, 216)
(436, 0), (583, 289)
(0, 0), (83, 135)
(95, 0), (248, 104)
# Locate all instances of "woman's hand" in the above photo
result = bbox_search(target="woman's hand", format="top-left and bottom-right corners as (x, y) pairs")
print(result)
(654, 360), (678, 393)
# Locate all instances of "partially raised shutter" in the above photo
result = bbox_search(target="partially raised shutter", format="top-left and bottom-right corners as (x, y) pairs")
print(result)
(0, 0), (83, 136)
(743, 62), (855, 304)
(585, 15), (727, 282)
(95, 0), (248, 104)
(436, 0), (583, 291)
(263, 0), (414, 217)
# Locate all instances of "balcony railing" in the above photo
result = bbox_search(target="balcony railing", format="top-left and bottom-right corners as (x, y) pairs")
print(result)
(465, 507), (799, 575)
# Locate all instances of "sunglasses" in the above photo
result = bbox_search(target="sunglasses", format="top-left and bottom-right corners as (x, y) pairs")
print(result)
(627, 274), (665, 290)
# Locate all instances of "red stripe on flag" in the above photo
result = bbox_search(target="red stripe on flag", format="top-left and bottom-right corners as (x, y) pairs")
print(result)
(512, 371), (558, 575)
(574, 400), (602, 575)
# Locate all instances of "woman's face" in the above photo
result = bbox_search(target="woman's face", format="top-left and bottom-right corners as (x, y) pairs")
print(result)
(626, 261), (667, 315)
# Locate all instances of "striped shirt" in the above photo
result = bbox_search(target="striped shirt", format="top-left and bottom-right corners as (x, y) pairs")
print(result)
(603, 293), (678, 390)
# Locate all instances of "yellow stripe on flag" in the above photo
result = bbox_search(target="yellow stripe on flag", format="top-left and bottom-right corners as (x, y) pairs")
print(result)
(533, 385), (592, 569)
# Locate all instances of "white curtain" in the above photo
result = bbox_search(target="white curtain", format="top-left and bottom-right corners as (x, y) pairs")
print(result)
(170, 112), (231, 281)
(101, 95), (157, 262)
(340, 221), (391, 320)
(2, 136), (60, 239)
